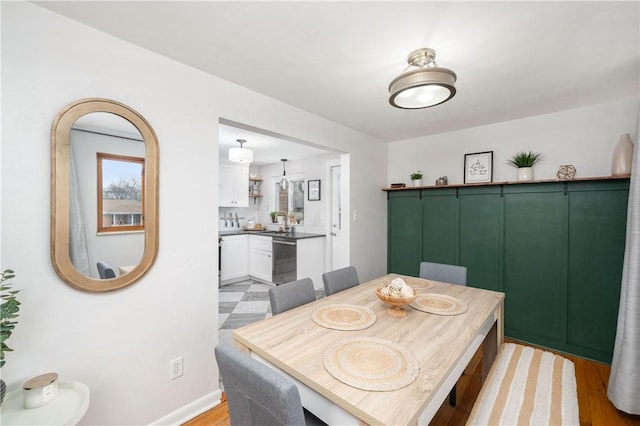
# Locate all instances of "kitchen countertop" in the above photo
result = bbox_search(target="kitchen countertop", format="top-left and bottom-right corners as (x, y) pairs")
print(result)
(219, 230), (326, 240)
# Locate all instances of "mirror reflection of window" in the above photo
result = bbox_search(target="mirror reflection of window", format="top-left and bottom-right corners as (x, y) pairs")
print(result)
(97, 153), (145, 233)
(68, 113), (146, 279)
(52, 99), (159, 291)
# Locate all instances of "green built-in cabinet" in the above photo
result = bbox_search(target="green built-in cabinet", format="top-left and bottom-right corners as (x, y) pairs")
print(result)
(422, 188), (459, 266)
(503, 184), (569, 349)
(459, 186), (504, 293)
(386, 178), (629, 363)
(387, 190), (422, 276)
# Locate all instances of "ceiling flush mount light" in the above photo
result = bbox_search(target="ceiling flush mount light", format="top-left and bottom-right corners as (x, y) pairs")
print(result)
(389, 48), (457, 109)
(279, 159), (290, 191)
(229, 139), (253, 163)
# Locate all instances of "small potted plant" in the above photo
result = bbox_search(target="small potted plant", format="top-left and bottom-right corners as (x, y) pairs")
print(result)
(507, 151), (543, 181)
(269, 211), (279, 224)
(1, 269), (20, 404)
(410, 171), (423, 187)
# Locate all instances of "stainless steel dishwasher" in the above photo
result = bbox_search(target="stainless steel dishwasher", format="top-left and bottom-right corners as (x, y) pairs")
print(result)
(272, 238), (296, 285)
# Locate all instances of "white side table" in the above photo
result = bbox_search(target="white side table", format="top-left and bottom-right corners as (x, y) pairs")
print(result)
(0, 381), (89, 425)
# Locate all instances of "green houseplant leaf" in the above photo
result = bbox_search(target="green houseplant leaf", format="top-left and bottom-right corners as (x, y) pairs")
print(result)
(507, 151), (543, 168)
(410, 171), (423, 180)
(1, 269), (20, 368)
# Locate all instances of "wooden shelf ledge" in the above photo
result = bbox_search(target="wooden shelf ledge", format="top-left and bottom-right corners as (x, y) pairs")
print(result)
(382, 175), (630, 191)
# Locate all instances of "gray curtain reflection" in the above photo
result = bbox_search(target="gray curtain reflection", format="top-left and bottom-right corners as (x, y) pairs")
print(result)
(69, 143), (91, 276)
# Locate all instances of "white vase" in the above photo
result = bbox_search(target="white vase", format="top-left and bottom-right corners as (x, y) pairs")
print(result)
(517, 167), (533, 181)
(611, 133), (634, 176)
(412, 179), (422, 187)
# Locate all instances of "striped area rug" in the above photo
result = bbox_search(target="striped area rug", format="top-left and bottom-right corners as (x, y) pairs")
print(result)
(466, 343), (579, 426)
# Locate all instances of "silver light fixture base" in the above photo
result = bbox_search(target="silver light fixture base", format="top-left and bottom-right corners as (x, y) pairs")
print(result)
(389, 47), (457, 109)
(407, 48), (436, 68)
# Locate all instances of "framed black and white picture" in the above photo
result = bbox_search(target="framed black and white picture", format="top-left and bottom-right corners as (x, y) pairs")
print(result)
(308, 179), (321, 201)
(464, 151), (493, 184)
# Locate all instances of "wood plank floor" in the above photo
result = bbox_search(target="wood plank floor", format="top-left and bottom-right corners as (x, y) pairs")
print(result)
(184, 340), (640, 426)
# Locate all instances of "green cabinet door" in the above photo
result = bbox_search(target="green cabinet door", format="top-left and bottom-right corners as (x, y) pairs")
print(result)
(421, 188), (459, 266)
(387, 190), (422, 276)
(459, 186), (504, 292)
(503, 183), (568, 345)
(567, 181), (628, 363)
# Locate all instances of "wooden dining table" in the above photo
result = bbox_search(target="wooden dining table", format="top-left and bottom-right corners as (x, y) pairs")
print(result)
(232, 273), (505, 426)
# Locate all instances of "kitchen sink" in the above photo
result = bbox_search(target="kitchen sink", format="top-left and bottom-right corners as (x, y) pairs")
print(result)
(219, 229), (308, 239)
(261, 231), (295, 237)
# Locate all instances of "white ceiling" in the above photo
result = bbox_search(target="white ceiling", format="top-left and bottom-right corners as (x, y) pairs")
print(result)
(35, 1), (639, 151)
(219, 120), (336, 166)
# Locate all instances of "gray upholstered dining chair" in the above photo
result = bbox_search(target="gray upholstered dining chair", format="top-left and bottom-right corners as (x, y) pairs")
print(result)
(419, 261), (467, 286)
(269, 277), (316, 315)
(215, 344), (326, 426)
(322, 266), (359, 296)
(419, 261), (467, 407)
(97, 261), (116, 279)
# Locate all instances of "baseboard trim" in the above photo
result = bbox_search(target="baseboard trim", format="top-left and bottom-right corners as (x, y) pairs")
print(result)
(150, 389), (222, 425)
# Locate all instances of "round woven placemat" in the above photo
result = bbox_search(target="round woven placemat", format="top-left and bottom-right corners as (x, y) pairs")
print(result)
(400, 276), (435, 292)
(410, 293), (468, 315)
(312, 304), (377, 331)
(323, 336), (419, 391)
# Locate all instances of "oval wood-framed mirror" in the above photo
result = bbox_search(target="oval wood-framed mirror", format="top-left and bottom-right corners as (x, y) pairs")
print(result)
(51, 98), (159, 292)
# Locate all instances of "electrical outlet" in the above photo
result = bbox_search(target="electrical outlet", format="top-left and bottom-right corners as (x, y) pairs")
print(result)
(170, 357), (184, 380)
(353, 210), (359, 222)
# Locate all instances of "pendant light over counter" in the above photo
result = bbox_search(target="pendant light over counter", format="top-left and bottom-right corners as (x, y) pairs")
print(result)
(279, 159), (289, 191)
(229, 139), (253, 163)
(389, 48), (457, 109)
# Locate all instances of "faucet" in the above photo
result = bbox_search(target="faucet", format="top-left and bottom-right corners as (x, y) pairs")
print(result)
(278, 211), (290, 232)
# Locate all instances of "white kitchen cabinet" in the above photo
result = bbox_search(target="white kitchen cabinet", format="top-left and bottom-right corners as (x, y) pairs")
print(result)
(219, 164), (249, 207)
(220, 234), (248, 282)
(249, 235), (272, 283)
(221, 233), (325, 286)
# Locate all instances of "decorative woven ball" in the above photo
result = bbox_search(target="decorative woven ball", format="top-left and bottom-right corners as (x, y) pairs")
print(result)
(557, 164), (576, 180)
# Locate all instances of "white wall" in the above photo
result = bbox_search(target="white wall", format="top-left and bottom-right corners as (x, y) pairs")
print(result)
(1, 2), (387, 425)
(388, 98), (639, 186)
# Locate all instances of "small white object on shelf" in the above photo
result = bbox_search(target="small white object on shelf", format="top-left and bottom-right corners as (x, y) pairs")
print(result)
(611, 133), (634, 176)
(23, 372), (59, 408)
(1, 381), (89, 425)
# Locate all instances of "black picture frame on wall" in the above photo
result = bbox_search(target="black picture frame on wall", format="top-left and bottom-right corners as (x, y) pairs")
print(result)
(464, 151), (493, 184)
(308, 180), (321, 201)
